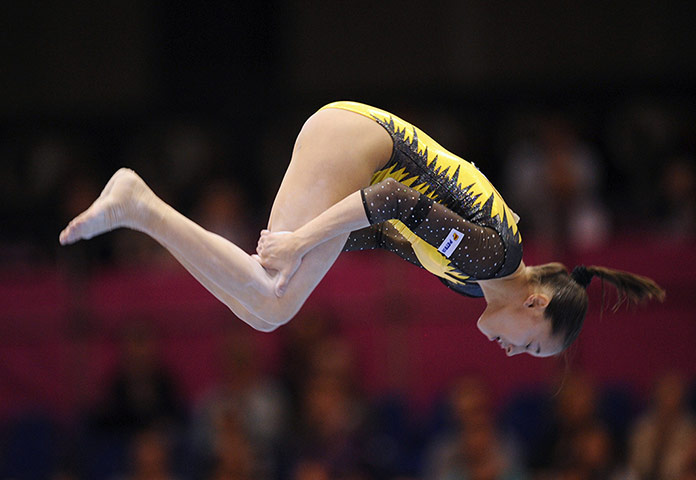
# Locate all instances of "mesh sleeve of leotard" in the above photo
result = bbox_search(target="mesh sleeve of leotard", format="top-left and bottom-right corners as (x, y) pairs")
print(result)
(344, 223), (485, 297)
(359, 178), (506, 279)
(343, 223), (422, 267)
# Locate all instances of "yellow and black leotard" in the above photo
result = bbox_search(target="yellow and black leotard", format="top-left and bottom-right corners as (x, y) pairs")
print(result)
(320, 101), (523, 297)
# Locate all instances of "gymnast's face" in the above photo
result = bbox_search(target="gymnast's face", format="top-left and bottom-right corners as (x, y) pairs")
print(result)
(477, 293), (563, 358)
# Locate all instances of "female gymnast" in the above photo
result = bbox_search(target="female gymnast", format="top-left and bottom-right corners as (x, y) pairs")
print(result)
(59, 101), (665, 357)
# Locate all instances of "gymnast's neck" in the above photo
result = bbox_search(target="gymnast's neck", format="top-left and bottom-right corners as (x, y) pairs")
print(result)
(477, 262), (530, 305)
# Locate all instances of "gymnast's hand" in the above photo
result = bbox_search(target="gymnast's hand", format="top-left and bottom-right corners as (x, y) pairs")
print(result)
(256, 229), (302, 297)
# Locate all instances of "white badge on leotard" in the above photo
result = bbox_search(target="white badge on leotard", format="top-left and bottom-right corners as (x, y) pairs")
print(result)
(438, 229), (464, 258)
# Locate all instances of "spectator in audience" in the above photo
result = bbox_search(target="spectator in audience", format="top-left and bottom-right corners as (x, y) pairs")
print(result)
(552, 423), (623, 480)
(605, 100), (684, 223)
(287, 366), (367, 479)
(115, 427), (180, 480)
(529, 372), (609, 471)
(503, 113), (609, 254)
(280, 310), (336, 416)
(425, 376), (526, 480)
(678, 435), (696, 480)
(658, 156), (696, 237)
(628, 372), (696, 480)
(191, 179), (256, 253)
(91, 321), (186, 437)
(291, 459), (332, 480)
(191, 328), (287, 479)
(122, 120), (226, 211)
(307, 335), (359, 394)
(205, 406), (258, 480)
(11, 132), (101, 264)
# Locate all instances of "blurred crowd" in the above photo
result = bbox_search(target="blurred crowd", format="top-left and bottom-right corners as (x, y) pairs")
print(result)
(1, 96), (695, 269)
(1, 95), (695, 479)
(1, 312), (695, 480)
(2, 3), (695, 479)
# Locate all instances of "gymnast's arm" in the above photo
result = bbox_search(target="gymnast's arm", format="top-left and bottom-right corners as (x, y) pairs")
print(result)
(343, 223), (424, 268)
(256, 189), (370, 274)
(257, 177), (504, 293)
(257, 177), (419, 264)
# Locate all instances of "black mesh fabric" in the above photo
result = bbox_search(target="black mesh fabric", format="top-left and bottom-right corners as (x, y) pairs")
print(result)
(349, 178), (507, 281)
(343, 223), (485, 297)
(343, 223), (422, 268)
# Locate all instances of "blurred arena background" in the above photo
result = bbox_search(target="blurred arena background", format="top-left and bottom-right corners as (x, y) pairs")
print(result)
(1, 1), (695, 479)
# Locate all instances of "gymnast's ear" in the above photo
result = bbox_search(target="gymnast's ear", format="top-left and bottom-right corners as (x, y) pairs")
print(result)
(524, 293), (550, 310)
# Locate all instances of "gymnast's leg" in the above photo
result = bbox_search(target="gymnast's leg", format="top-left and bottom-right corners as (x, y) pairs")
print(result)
(59, 108), (392, 328)
(59, 167), (282, 330)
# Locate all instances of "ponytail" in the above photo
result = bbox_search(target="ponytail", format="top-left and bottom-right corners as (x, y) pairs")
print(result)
(530, 263), (665, 351)
(571, 264), (666, 310)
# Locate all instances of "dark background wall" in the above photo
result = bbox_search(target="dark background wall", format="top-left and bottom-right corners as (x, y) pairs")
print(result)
(2, 0), (695, 254)
(3, 1), (694, 113)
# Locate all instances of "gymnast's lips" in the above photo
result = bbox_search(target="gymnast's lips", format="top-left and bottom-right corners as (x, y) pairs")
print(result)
(490, 336), (510, 350)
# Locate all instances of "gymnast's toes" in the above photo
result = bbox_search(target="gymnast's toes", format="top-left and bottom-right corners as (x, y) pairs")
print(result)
(59, 221), (81, 245)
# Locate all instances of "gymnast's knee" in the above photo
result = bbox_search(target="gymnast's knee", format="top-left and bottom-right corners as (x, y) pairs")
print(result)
(249, 319), (282, 333)
(232, 308), (285, 333)
(261, 302), (301, 332)
(230, 294), (300, 331)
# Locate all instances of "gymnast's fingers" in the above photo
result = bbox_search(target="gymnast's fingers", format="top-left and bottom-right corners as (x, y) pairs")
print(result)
(274, 258), (301, 297)
(256, 238), (264, 255)
(255, 248), (280, 271)
(275, 269), (292, 297)
(275, 274), (288, 297)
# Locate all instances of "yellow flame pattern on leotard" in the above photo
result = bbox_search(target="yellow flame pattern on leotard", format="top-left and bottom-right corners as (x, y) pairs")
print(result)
(320, 101), (522, 285)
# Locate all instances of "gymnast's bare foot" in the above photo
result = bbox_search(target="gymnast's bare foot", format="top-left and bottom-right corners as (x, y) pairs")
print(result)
(59, 168), (156, 245)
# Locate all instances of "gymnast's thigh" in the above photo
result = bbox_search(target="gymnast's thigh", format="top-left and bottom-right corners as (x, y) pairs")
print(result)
(267, 107), (391, 231)
(263, 107), (392, 312)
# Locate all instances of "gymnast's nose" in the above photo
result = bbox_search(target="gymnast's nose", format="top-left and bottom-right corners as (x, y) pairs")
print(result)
(506, 344), (524, 356)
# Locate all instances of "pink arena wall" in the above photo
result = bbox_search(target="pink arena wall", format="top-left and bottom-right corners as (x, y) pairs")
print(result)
(1, 234), (694, 421)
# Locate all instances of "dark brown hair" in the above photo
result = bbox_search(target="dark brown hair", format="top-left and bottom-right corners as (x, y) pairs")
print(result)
(529, 263), (666, 351)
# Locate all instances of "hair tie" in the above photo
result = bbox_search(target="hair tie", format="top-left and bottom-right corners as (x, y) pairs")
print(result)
(571, 265), (593, 288)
